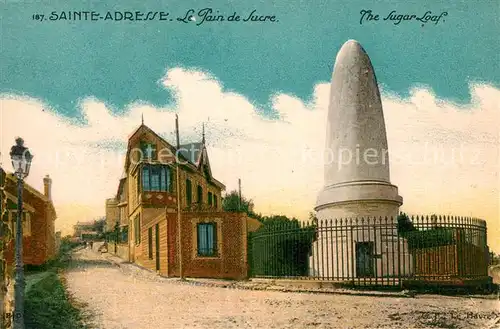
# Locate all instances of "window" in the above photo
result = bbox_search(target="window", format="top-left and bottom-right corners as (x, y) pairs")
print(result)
(160, 166), (168, 191)
(148, 227), (153, 259)
(142, 167), (149, 191)
(121, 226), (128, 243)
(9, 211), (31, 237)
(140, 141), (157, 160)
(142, 165), (172, 192)
(197, 185), (203, 203)
(134, 215), (141, 245)
(207, 192), (213, 206)
(186, 179), (192, 206)
(213, 195), (218, 209)
(197, 223), (218, 257)
(150, 166), (161, 190)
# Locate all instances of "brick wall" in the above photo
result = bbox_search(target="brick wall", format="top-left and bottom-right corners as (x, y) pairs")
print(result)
(413, 245), (459, 277)
(3, 178), (56, 266)
(413, 243), (488, 278)
(167, 212), (248, 280)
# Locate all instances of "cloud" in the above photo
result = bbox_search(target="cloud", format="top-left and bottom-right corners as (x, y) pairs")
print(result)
(1, 68), (499, 252)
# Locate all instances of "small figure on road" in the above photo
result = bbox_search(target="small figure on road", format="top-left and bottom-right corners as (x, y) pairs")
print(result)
(98, 241), (108, 253)
(90, 241), (94, 250)
(83, 241), (87, 248)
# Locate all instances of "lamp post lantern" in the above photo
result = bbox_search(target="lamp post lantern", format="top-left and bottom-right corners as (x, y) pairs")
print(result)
(9, 137), (33, 329)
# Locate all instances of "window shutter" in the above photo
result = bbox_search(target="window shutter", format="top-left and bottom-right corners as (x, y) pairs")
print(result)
(213, 222), (218, 254)
(148, 227), (153, 259)
(186, 179), (192, 206)
(197, 185), (203, 203)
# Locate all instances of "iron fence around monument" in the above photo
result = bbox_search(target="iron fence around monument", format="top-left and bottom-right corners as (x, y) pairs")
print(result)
(248, 215), (489, 287)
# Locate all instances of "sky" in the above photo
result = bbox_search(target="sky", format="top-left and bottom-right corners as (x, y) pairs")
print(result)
(1, 1), (499, 251)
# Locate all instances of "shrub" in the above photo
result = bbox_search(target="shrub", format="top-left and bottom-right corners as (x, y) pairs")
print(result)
(249, 218), (316, 277)
(397, 213), (456, 250)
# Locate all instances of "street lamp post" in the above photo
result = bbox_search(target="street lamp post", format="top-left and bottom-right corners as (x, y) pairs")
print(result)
(9, 137), (33, 329)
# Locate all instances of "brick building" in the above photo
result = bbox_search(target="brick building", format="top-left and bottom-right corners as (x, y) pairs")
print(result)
(105, 123), (261, 279)
(1, 167), (57, 266)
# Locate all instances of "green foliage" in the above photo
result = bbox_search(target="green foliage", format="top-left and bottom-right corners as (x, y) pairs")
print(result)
(114, 221), (120, 242)
(249, 216), (316, 277)
(405, 228), (456, 250)
(60, 237), (81, 254)
(397, 213), (416, 236)
(397, 213), (456, 250)
(24, 272), (90, 329)
(222, 190), (261, 219)
(91, 218), (106, 234)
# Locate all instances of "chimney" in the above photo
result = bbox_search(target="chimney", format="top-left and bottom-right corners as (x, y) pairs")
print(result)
(43, 175), (52, 200)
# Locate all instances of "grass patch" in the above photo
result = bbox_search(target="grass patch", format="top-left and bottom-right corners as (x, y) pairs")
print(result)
(24, 269), (91, 329)
(25, 271), (53, 292)
(23, 244), (94, 329)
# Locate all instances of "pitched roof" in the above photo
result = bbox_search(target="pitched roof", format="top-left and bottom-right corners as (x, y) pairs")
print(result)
(122, 123), (225, 190)
(1, 167), (57, 219)
(116, 177), (127, 200)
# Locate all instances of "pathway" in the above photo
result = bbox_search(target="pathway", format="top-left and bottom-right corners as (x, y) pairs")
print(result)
(63, 248), (500, 329)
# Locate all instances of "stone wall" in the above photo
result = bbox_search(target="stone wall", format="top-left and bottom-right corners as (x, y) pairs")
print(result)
(108, 243), (130, 261)
(310, 224), (412, 279)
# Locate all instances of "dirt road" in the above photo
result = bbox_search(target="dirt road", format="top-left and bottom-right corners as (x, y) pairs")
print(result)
(63, 248), (500, 329)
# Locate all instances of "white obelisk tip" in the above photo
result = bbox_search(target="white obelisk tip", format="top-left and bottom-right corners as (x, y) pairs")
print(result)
(316, 39), (403, 214)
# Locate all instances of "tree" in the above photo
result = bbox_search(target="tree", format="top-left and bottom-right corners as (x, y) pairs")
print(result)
(397, 213), (455, 249)
(92, 217), (106, 234)
(111, 221), (121, 245)
(397, 213), (416, 237)
(309, 211), (318, 226)
(222, 190), (260, 219)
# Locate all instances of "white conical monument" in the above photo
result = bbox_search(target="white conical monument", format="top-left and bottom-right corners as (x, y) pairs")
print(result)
(310, 40), (408, 280)
(316, 39), (402, 219)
